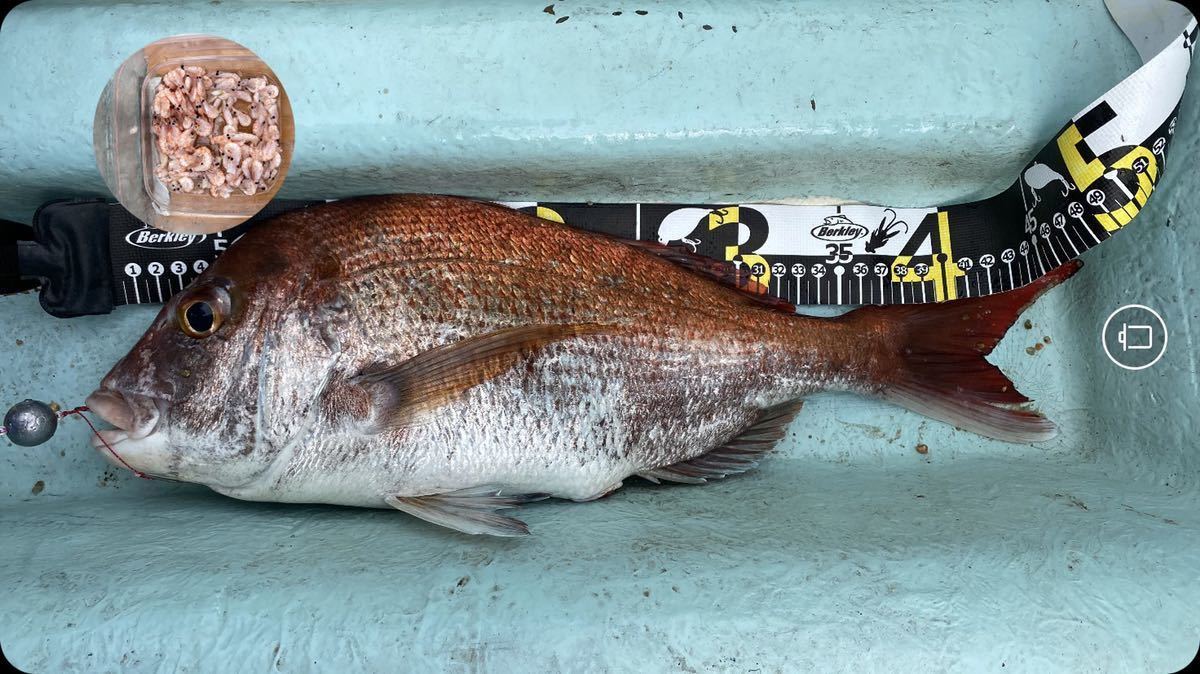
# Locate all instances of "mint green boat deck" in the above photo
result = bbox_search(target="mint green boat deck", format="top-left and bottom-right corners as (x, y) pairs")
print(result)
(1, 1), (1198, 671)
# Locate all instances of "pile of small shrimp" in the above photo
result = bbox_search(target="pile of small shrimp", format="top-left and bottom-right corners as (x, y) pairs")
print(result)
(151, 65), (283, 198)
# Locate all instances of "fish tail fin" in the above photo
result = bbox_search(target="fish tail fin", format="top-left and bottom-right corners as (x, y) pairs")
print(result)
(842, 260), (1081, 443)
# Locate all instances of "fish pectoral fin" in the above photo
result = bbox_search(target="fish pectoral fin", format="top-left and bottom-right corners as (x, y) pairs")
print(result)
(386, 486), (550, 537)
(353, 323), (606, 431)
(638, 399), (804, 484)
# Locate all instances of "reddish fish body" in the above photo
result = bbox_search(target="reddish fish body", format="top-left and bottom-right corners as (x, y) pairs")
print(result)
(86, 195), (1076, 536)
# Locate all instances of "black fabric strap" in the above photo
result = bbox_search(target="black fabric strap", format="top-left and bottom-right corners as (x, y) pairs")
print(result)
(2, 219), (43, 297)
(3, 199), (319, 318)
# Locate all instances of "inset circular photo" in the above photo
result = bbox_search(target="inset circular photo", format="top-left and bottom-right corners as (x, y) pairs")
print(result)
(93, 35), (295, 234)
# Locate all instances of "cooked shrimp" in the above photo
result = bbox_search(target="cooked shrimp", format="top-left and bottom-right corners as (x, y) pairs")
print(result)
(152, 65), (284, 198)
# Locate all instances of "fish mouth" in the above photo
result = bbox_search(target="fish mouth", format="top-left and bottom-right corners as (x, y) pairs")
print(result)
(84, 388), (177, 478)
(85, 388), (165, 439)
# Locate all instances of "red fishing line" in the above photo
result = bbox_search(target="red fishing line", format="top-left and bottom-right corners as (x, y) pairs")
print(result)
(60, 405), (151, 480)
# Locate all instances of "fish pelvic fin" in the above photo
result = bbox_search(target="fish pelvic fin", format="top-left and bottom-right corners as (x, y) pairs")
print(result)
(639, 399), (804, 484)
(841, 260), (1082, 444)
(353, 323), (607, 431)
(387, 486), (550, 537)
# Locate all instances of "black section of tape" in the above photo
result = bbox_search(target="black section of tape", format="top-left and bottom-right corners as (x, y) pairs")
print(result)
(19, 199), (114, 318)
(106, 200), (320, 307)
(0, 219), (37, 295)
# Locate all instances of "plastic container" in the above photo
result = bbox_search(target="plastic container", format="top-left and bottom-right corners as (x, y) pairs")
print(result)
(92, 35), (295, 234)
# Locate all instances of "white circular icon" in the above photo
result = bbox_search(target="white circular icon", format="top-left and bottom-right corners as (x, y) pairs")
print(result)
(170, 260), (187, 275)
(193, 259), (209, 274)
(1102, 304), (1167, 371)
(124, 262), (142, 278)
(147, 261), (164, 276)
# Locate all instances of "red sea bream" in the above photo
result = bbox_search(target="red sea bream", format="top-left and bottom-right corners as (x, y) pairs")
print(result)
(85, 195), (1079, 536)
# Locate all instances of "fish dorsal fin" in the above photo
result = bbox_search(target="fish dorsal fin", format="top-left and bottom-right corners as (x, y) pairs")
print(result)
(387, 486), (549, 537)
(617, 239), (797, 315)
(638, 399), (804, 484)
(353, 323), (604, 431)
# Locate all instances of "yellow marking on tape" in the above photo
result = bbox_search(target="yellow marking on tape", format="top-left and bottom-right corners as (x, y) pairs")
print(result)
(536, 206), (565, 224)
(706, 206), (771, 288)
(739, 253), (771, 291)
(1092, 146), (1159, 232)
(1057, 124), (1106, 190)
(889, 212), (962, 302)
(709, 206), (737, 231)
(934, 211), (962, 302)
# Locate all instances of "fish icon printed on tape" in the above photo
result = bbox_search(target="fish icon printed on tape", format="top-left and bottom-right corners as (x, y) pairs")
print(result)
(1023, 163), (1075, 209)
(1020, 163), (1073, 234)
(655, 207), (710, 252)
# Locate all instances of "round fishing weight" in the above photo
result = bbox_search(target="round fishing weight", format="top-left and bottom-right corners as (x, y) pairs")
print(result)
(0, 400), (153, 478)
(2, 399), (59, 447)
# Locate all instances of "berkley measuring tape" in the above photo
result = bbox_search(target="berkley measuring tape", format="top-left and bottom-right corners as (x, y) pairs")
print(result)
(497, 0), (1197, 306)
(4, 0), (1195, 314)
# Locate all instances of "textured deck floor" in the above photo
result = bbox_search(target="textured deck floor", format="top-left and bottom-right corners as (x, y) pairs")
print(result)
(3, 459), (1197, 672)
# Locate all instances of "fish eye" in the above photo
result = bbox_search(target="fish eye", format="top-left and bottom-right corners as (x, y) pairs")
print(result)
(183, 301), (216, 335)
(177, 285), (231, 339)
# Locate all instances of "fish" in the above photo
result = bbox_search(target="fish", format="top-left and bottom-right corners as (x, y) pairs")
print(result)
(85, 194), (1080, 537)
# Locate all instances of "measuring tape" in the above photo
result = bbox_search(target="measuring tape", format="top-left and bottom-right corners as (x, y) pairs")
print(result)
(495, 0), (1196, 306)
(4, 0), (1194, 315)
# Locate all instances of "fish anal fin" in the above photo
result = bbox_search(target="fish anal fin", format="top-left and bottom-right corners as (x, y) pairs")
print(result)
(617, 239), (797, 315)
(354, 323), (605, 431)
(638, 399), (804, 484)
(386, 486), (550, 537)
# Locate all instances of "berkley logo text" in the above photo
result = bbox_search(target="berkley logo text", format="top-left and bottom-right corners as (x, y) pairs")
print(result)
(125, 227), (206, 250)
(811, 215), (868, 242)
